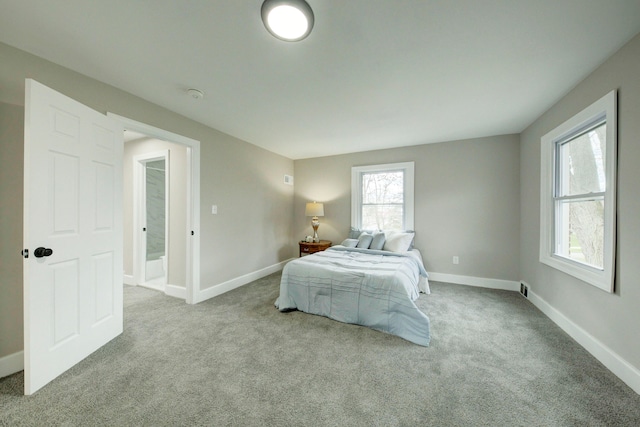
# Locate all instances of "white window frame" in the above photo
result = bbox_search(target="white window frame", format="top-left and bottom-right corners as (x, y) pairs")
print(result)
(351, 162), (414, 230)
(539, 90), (617, 293)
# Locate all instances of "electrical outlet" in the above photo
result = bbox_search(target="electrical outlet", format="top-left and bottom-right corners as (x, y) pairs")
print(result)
(453, 256), (459, 265)
(211, 205), (218, 215)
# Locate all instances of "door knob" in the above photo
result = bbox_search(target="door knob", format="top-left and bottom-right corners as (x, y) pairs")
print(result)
(33, 247), (53, 258)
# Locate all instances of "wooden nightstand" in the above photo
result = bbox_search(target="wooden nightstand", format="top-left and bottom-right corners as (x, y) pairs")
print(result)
(299, 240), (332, 257)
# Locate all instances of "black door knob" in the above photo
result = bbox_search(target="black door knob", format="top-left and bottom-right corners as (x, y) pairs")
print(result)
(34, 247), (53, 258)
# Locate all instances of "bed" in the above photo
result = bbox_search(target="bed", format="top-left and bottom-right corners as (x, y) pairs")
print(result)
(275, 240), (431, 346)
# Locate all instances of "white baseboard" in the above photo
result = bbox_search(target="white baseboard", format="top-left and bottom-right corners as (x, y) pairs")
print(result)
(428, 272), (519, 291)
(131, 281), (186, 300)
(165, 284), (186, 299)
(194, 259), (292, 304)
(529, 291), (640, 395)
(123, 274), (134, 285)
(0, 351), (23, 379)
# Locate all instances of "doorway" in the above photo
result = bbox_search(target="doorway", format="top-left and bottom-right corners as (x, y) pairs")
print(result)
(109, 113), (201, 304)
(134, 150), (169, 292)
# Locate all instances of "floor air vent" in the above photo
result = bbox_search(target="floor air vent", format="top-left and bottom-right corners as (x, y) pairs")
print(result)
(520, 282), (529, 298)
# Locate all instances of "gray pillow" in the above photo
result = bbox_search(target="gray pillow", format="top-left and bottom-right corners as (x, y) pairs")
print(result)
(348, 227), (376, 239)
(348, 227), (362, 239)
(356, 233), (373, 249)
(369, 231), (386, 250)
(341, 238), (359, 248)
(347, 227), (380, 239)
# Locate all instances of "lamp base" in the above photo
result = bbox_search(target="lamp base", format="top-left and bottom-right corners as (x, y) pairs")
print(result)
(311, 217), (320, 242)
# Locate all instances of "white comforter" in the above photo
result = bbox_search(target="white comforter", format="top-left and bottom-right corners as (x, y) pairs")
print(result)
(275, 246), (431, 346)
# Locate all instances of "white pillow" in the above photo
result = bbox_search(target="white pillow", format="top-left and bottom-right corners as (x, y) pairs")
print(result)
(383, 231), (415, 252)
(356, 232), (374, 249)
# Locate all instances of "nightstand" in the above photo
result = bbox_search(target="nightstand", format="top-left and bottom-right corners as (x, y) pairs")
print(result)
(299, 240), (332, 257)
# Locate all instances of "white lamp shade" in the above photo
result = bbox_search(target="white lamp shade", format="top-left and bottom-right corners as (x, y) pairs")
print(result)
(305, 202), (324, 217)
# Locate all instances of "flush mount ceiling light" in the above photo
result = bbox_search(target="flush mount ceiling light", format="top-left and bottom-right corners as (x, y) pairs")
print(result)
(261, 0), (314, 42)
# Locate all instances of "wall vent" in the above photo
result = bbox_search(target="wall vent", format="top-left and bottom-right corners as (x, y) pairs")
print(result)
(284, 175), (294, 185)
(520, 282), (529, 298)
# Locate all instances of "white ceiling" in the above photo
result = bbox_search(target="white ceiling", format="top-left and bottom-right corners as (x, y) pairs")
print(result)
(1, 1), (639, 159)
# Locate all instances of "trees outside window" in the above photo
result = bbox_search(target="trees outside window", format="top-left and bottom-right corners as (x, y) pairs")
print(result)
(361, 170), (404, 230)
(556, 122), (606, 268)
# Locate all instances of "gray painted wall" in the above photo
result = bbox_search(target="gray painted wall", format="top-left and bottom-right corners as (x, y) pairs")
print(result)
(520, 33), (640, 369)
(0, 42), (295, 360)
(0, 102), (24, 357)
(293, 135), (521, 280)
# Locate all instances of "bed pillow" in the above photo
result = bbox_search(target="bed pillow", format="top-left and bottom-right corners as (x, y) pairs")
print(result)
(383, 231), (415, 252)
(341, 238), (359, 248)
(348, 227), (376, 239)
(369, 231), (386, 250)
(356, 232), (374, 249)
(348, 227), (362, 239)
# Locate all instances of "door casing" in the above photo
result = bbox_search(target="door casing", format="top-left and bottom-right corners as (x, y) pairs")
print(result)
(108, 113), (200, 304)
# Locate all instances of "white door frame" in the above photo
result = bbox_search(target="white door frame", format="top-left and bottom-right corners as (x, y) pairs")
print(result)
(134, 150), (170, 291)
(108, 113), (200, 304)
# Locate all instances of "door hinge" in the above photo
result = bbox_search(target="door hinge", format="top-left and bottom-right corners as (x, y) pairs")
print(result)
(191, 230), (194, 236)
(22, 249), (29, 259)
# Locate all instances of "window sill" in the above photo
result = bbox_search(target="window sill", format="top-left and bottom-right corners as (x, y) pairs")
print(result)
(539, 253), (613, 293)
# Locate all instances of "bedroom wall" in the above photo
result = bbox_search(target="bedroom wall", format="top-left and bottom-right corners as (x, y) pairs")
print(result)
(520, 33), (640, 376)
(0, 41), (295, 362)
(293, 134), (521, 281)
(0, 101), (24, 360)
(123, 137), (189, 288)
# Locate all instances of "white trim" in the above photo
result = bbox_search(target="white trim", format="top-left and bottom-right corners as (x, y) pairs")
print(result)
(529, 290), (640, 395)
(127, 280), (186, 300)
(137, 281), (164, 293)
(123, 274), (135, 286)
(107, 113), (201, 304)
(428, 272), (520, 291)
(0, 351), (24, 379)
(539, 90), (617, 292)
(165, 284), (187, 299)
(194, 259), (293, 303)
(185, 142), (201, 304)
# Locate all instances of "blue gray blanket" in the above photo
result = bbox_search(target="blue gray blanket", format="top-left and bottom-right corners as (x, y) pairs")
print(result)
(275, 246), (430, 346)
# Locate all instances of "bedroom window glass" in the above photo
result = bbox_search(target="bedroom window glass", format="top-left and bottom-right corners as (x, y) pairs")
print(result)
(351, 162), (414, 231)
(540, 90), (616, 293)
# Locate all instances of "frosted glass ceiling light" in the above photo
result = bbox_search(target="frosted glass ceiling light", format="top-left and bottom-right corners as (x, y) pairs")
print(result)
(262, 0), (314, 42)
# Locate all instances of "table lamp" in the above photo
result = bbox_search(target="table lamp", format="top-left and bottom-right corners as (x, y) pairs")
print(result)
(305, 202), (324, 242)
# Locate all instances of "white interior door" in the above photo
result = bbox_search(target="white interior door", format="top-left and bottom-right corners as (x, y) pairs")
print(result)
(23, 79), (124, 395)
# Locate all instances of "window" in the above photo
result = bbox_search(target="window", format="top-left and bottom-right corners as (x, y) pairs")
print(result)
(351, 162), (414, 230)
(540, 90), (617, 292)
